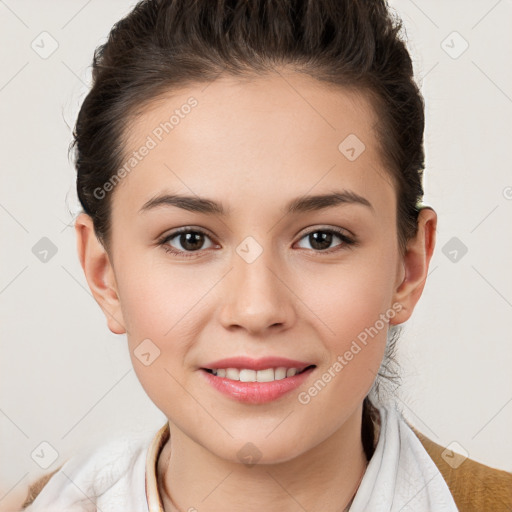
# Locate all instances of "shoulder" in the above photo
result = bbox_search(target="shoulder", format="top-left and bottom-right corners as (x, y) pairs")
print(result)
(21, 429), (154, 510)
(411, 426), (512, 512)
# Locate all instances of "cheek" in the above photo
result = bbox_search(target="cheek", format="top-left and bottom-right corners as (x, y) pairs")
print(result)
(315, 284), (390, 392)
(294, 273), (393, 417)
(295, 249), (398, 385)
(113, 252), (230, 384)
(115, 252), (210, 340)
(299, 252), (398, 341)
(118, 268), (200, 414)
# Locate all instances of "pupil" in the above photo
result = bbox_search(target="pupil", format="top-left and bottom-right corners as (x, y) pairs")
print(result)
(181, 232), (203, 251)
(310, 231), (332, 250)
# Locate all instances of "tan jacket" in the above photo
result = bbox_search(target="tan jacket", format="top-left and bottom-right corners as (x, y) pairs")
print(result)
(21, 430), (512, 511)
(411, 427), (512, 511)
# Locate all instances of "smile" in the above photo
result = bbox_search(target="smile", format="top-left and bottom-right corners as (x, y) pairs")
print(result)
(200, 365), (317, 404)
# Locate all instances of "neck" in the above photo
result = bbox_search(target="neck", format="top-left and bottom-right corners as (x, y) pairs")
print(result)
(157, 404), (371, 512)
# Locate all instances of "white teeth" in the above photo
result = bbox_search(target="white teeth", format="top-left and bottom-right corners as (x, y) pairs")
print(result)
(239, 369), (256, 382)
(225, 368), (239, 380)
(209, 366), (306, 382)
(256, 368), (274, 382)
(286, 368), (297, 377)
(274, 367), (287, 380)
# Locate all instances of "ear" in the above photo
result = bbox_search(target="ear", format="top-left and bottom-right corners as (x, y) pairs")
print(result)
(74, 213), (127, 335)
(390, 207), (437, 325)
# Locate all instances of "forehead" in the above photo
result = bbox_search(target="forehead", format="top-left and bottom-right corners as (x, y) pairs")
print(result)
(112, 71), (394, 220)
(124, 71), (381, 160)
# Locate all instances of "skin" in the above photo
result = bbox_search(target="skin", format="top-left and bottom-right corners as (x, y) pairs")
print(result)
(75, 70), (436, 512)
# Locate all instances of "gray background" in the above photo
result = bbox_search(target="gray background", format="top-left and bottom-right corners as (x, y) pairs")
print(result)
(1, 0), (511, 507)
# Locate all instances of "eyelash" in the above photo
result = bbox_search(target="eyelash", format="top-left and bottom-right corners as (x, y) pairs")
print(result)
(157, 226), (356, 259)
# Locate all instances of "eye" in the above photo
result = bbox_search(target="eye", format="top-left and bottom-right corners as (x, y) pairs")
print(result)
(295, 227), (355, 252)
(158, 226), (356, 258)
(158, 228), (216, 257)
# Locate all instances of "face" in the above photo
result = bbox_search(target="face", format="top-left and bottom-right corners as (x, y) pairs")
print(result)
(79, 71), (428, 464)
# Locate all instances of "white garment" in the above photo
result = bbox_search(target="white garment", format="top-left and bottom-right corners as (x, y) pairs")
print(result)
(23, 430), (151, 512)
(350, 404), (459, 511)
(24, 402), (459, 511)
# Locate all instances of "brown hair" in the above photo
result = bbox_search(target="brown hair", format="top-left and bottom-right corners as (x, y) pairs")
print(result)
(72, 0), (426, 459)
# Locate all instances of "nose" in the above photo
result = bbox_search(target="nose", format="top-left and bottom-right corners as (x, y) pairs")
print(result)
(218, 246), (296, 335)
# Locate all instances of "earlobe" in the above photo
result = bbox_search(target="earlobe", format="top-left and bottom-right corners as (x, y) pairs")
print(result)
(74, 213), (127, 335)
(390, 207), (437, 325)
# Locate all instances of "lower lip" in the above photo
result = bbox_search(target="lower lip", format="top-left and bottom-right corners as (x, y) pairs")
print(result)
(200, 367), (315, 404)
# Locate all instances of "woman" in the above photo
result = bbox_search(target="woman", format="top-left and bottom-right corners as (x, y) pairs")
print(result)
(20, 0), (512, 510)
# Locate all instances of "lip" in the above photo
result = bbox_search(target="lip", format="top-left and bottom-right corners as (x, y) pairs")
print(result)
(199, 364), (316, 405)
(201, 356), (314, 372)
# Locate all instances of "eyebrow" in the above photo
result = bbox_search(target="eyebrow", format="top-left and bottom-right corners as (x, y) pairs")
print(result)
(139, 190), (374, 216)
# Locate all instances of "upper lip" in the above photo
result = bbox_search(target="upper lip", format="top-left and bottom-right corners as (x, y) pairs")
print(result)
(201, 356), (315, 372)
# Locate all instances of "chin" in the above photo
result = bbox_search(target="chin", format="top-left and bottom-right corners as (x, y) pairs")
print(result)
(212, 433), (311, 466)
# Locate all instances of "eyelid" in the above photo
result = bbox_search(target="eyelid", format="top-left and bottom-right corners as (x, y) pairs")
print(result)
(296, 224), (355, 240)
(158, 226), (216, 243)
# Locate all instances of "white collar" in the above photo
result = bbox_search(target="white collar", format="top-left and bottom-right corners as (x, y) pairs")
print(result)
(145, 422), (169, 511)
(349, 402), (458, 511)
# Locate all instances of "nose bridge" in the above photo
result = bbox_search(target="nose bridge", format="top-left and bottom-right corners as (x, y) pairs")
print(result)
(219, 236), (294, 333)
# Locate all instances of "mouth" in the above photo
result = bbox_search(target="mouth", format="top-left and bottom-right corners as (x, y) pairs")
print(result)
(200, 364), (317, 404)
